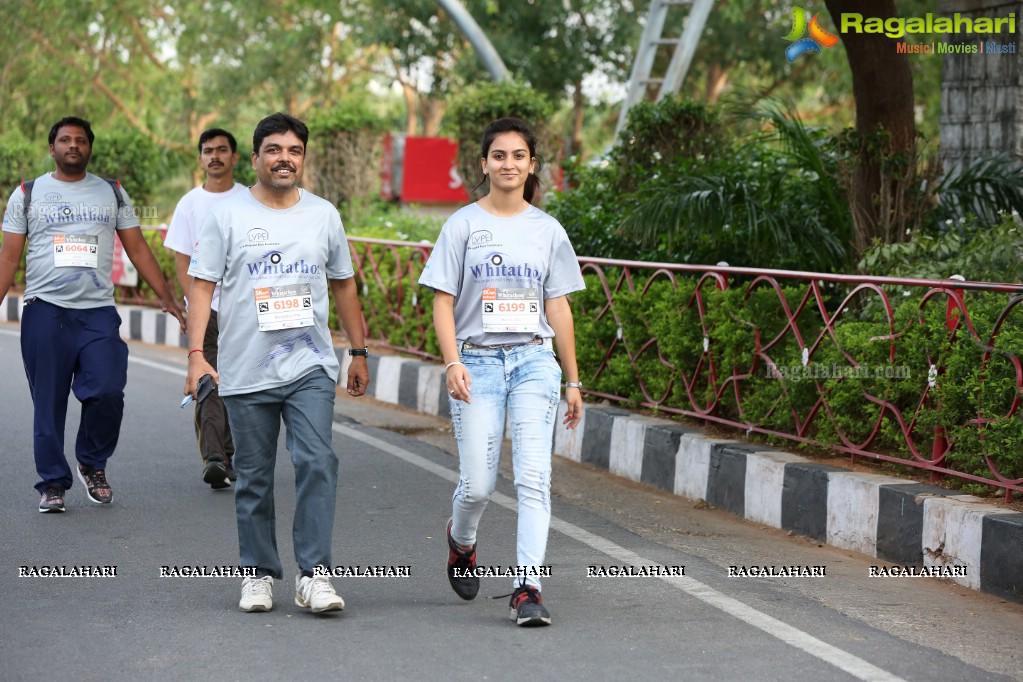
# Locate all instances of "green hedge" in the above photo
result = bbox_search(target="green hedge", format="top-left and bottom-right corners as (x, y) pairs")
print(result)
(57, 223), (1023, 491)
(356, 263), (1023, 490)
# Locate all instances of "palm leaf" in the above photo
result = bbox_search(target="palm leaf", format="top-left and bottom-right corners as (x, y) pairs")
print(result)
(935, 153), (1023, 226)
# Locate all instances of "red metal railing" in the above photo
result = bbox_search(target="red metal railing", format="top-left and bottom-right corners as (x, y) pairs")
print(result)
(346, 236), (1023, 497)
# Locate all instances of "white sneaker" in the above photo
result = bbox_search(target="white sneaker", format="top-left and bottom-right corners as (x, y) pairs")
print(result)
(239, 576), (273, 612)
(295, 574), (345, 613)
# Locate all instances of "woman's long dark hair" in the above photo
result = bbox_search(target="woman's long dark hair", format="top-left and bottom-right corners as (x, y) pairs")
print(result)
(472, 117), (544, 204)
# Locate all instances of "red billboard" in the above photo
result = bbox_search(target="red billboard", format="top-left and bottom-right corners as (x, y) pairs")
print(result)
(399, 137), (469, 203)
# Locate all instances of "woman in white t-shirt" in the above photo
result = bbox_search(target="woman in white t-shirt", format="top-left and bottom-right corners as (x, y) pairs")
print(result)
(418, 117), (585, 627)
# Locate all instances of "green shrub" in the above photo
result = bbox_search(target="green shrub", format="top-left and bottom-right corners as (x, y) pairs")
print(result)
(0, 131), (44, 215)
(344, 200), (443, 243)
(91, 128), (172, 211)
(548, 97), (853, 272)
(444, 81), (556, 201)
(329, 242), (435, 355)
(859, 214), (1023, 283)
(611, 98), (727, 194)
(912, 293), (1023, 481)
(308, 99), (389, 214)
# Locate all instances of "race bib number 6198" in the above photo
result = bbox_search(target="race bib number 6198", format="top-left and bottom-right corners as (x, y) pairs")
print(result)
(253, 283), (314, 331)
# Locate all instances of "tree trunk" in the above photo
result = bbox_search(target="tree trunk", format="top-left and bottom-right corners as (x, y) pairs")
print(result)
(570, 81), (584, 158)
(823, 0), (916, 254)
(401, 82), (418, 136)
(422, 98), (446, 137)
(705, 63), (730, 103)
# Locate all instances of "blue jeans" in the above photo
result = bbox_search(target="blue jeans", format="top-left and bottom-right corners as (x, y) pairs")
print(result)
(223, 369), (338, 580)
(449, 339), (562, 590)
(21, 300), (128, 494)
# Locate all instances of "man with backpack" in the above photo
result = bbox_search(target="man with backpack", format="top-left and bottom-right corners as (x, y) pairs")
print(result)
(0, 116), (185, 513)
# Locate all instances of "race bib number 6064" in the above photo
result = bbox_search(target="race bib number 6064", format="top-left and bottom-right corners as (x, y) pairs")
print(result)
(53, 234), (99, 268)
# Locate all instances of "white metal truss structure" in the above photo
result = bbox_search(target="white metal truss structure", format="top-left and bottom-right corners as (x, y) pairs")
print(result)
(615, 0), (714, 138)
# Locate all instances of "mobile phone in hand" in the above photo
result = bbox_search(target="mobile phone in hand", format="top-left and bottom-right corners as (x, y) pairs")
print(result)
(180, 374), (215, 408)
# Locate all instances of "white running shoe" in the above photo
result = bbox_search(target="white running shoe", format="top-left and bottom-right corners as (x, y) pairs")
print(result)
(239, 576), (273, 612)
(295, 574), (345, 613)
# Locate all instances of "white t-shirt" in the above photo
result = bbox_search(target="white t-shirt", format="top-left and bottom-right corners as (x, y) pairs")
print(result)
(2, 173), (139, 309)
(418, 203), (585, 346)
(164, 183), (248, 311)
(188, 189), (355, 397)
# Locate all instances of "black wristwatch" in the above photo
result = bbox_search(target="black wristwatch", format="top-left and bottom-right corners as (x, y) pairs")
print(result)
(348, 346), (369, 357)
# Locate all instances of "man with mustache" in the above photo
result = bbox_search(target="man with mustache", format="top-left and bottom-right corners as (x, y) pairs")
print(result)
(184, 112), (370, 613)
(164, 128), (247, 490)
(0, 116), (185, 512)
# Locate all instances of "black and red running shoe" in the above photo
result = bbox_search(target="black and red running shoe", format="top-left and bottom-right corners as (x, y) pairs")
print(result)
(509, 583), (551, 627)
(446, 519), (480, 600)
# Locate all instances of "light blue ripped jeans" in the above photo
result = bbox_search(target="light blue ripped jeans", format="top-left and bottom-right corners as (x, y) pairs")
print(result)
(449, 339), (562, 590)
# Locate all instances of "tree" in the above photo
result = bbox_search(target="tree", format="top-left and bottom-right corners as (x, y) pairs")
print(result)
(347, 0), (640, 154)
(823, 0), (917, 253)
(2, 0), (362, 162)
(341, 0), (467, 137)
(469, 0), (640, 156)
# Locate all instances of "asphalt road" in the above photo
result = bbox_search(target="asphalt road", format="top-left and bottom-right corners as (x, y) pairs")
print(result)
(1, 325), (1021, 682)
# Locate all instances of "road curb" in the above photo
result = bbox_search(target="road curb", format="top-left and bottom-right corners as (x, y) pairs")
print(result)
(4, 295), (1021, 603)
(335, 346), (1023, 603)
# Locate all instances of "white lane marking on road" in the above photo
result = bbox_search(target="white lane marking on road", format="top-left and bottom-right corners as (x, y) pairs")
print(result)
(128, 356), (187, 377)
(333, 422), (907, 682)
(123, 345), (905, 682)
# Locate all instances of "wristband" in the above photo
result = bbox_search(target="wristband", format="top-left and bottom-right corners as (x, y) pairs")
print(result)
(445, 361), (464, 372)
(188, 349), (204, 357)
(348, 346), (369, 357)
(564, 382), (583, 389)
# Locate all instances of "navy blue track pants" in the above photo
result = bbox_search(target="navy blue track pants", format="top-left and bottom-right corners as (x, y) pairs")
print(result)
(21, 300), (128, 493)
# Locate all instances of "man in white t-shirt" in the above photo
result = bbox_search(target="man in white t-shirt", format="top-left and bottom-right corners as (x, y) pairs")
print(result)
(164, 128), (247, 490)
(184, 112), (370, 614)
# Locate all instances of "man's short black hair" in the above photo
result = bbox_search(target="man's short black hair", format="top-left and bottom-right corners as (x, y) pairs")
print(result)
(252, 113), (309, 154)
(198, 128), (238, 154)
(48, 117), (95, 146)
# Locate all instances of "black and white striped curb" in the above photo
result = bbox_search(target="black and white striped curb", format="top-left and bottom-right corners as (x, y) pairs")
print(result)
(3, 294), (188, 348)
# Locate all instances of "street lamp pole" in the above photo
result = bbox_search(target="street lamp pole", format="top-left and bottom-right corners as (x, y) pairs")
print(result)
(437, 0), (511, 81)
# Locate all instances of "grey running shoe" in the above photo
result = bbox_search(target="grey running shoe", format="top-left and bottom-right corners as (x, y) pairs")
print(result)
(39, 486), (66, 513)
(77, 465), (112, 504)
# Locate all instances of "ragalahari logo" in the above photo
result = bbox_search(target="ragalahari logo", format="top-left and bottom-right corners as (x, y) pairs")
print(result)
(783, 7), (840, 62)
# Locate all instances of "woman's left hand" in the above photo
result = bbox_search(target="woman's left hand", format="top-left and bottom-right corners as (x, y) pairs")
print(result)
(563, 387), (583, 429)
(447, 363), (473, 404)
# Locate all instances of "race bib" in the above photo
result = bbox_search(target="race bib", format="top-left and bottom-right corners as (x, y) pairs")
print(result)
(53, 234), (99, 268)
(254, 283), (314, 331)
(481, 287), (540, 333)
